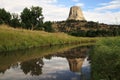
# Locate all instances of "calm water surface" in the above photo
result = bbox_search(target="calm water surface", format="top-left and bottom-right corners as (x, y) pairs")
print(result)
(0, 45), (91, 80)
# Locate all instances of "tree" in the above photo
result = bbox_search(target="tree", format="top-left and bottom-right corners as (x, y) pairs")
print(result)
(44, 21), (54, 32)
(69, 30), (86, 37)
(21, 6), (44, 30)
(10, 13), (21, 28)
(21, 7), (32, 29)
(86, 30), (96, 37)
(0, 8), (11, 24)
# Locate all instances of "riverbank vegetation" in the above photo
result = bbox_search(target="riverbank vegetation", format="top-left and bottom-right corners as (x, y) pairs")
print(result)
(0, 25), (96, 52)
(91, 37), (120, 80)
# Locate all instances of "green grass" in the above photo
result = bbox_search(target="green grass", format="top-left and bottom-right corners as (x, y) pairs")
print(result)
(0, 25), (96, 52)
(91, 37), (120, 80)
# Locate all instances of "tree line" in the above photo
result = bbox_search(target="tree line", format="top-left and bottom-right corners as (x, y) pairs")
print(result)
(0, 6), (53, 32)
(69, 29), (120, 37)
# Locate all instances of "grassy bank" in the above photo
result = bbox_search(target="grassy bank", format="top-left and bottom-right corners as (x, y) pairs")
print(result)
(0, 25), (96, 52)
(91, 37), (120, 80)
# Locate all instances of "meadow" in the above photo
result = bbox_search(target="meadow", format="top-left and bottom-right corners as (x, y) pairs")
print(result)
(0, 25), (96, 52)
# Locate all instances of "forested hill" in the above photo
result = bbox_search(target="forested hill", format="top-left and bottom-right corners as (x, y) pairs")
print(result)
(52, 20), (120, 37)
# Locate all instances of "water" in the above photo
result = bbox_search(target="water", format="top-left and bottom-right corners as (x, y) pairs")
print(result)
(0, 45), (91, 80)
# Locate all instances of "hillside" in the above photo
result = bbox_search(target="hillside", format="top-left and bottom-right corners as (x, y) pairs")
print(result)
(0, 25), (96, 52)
(52, 20), (120, 37)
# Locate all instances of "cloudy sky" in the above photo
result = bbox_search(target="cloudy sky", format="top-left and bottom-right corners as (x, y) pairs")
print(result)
(0, 0), (120, 24)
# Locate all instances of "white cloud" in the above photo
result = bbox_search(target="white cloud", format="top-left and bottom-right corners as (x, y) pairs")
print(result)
(84, 11), (120, 24)
(0, 0), (119, 24)
(75, 3), (84, 7)
(42, 4), (69, 21)
(95, 0), (120, 11)
(72, 0), (79, 2)
(39, 0), (57, 3)
(0, 0), (37, 13)
(0, 0), (69, 21)
(85, 0), (120, 24)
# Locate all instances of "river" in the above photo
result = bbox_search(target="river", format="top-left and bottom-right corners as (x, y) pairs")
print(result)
(0, 45), (91, 80)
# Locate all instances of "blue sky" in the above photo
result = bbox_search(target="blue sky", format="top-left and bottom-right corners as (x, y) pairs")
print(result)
(57, 0), (112, 9)
(0, 0), (120, 24)
(56, 0), (120, 12)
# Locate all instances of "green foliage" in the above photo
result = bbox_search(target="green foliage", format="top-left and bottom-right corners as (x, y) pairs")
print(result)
(44, 21), (54, 32)
(0, 8), (11, 24)
(20, 7), (31, 29)
(69, 29), (120, 37)
(69, 30), (86, 37)
(10, 13), (21, 28)
(21, 6), (44, 30)
(91, 37), (120, 80)
(86, 30), (96, 37)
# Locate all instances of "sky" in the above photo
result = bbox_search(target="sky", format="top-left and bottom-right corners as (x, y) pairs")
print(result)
(0, 0), (120, 24)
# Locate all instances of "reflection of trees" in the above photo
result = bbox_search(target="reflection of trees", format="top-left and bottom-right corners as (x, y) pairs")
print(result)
(20, 58), (44, 76)
(0, 63), (19, 74)
(0, 69), (6, 74)
(44, 55), (52, 60)
(0, 65), (11, 74)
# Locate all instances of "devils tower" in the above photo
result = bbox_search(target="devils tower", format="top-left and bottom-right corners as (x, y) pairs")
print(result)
(67, 6), (85, 21)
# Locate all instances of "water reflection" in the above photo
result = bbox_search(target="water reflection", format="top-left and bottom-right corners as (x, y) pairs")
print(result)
(21, 58), (44, 76)
(0, 45), (91, 80)
(68, 58), (84, 72)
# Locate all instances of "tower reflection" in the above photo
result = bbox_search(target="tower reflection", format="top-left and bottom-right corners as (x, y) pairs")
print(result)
(67, 58), (84, 72)
(45, 46), (90, 73)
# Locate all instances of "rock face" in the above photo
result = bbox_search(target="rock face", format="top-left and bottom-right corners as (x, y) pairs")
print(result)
(67, 6), (85, 21)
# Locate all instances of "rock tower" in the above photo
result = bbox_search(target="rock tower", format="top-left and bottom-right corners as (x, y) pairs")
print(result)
(67, 6), (85, 21)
